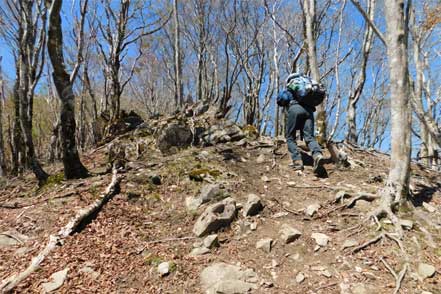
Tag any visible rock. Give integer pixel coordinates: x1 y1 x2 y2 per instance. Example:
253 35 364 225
421 291 433 294
243 194 264 217
193 198 237 237
417 263 436 279
321 270 332 278
311 233 330 247
261 175 270 182
339 283 351 294
200 262 258 294
279 224 302 244
304 203 321 217
200 184 222 203
158 262 171 276
149 174 162 185
156 123 194 154
422 202 436 213
186 196 204 211
202 123 245 146
256 154 265 164
41 268 69 293
400 219 413 230
185 184 223 211
203 234 219 249
342 239 358 249
287 181 296 187
190 247 211 256
296 272 305 283
250 222 257 231
256 238 273 253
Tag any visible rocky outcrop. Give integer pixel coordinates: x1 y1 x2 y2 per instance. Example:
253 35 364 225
193 198 237 237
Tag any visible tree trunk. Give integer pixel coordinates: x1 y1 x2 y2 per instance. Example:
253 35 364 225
17 0 49 185
383 0 411 203
47 0 89 179
174 0 183 108
0 59 5 177
345 0 376 144
303 0 326 145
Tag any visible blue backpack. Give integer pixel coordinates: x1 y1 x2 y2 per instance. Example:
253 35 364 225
281 73 326 108
276 90 294 107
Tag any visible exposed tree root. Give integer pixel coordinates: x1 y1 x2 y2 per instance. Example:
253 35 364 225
345 192 380 208
0 169 121 293
380 258 408 294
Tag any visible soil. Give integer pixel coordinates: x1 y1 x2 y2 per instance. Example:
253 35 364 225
1 134 441 293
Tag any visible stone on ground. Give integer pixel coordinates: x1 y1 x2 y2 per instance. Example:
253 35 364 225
417 263 436 280
158 262 171 276
203 234 219 249
200 262 258 294
342 239 358 249
41 268 69 293
296 272 305 283
186 184 223 211
193 198 237 237
256 238 273 253
256 154 265 164
422 202 436 213
279 224 302 244
243 194 264 217
190 247 211 256
156 123 193 154
311 233 330 247
304 203 321 217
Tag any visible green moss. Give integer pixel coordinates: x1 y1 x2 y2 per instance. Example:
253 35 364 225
169 261 177 273
145 255 163 266
189 168 221 181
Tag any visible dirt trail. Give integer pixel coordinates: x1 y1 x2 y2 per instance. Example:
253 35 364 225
1 134 441 293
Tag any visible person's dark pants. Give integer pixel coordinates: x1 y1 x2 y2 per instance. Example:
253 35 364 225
286 102 322 161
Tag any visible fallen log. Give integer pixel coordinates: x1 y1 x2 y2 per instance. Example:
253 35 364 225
0 169 121 293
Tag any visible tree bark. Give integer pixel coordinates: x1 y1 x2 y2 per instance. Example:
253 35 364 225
346 0 375 144
0 57 5 177
303 0 326 145
384 0 411 203
47 0 89 179
17 0 49 185
174 0 184 108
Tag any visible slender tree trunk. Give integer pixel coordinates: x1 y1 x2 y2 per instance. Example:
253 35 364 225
383 0 411 203
174 0 183 108
47 0 89 179
18 0 49 185
0 58 5 177
303 0 326 144
346 0 376 144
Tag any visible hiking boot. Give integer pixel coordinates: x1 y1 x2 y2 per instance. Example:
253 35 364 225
312 153 325 174
289 160 304 171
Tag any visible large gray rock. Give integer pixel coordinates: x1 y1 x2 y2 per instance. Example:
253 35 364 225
193 198 237 237
0 234 20 247
202 123 245 146
186 184 223 211
279 224 302 244
42 268 69 293
243 194 264 217
156 123 194 154
200 263 258 294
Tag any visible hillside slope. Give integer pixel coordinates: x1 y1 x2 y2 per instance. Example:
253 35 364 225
1 115 441 294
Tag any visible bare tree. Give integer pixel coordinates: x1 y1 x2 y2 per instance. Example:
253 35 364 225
46 0 89 179
2 0 49 185
0 56 5 177
173 0 183 107
302 0 326 145
96 0 169 122
346 0 376 144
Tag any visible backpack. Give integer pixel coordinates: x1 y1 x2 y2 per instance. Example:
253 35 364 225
276 89 294 107
286 73 326 107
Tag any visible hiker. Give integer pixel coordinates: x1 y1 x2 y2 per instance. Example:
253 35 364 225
277 73 326 174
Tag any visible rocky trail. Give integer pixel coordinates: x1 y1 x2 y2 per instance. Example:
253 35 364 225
1 112 441 293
